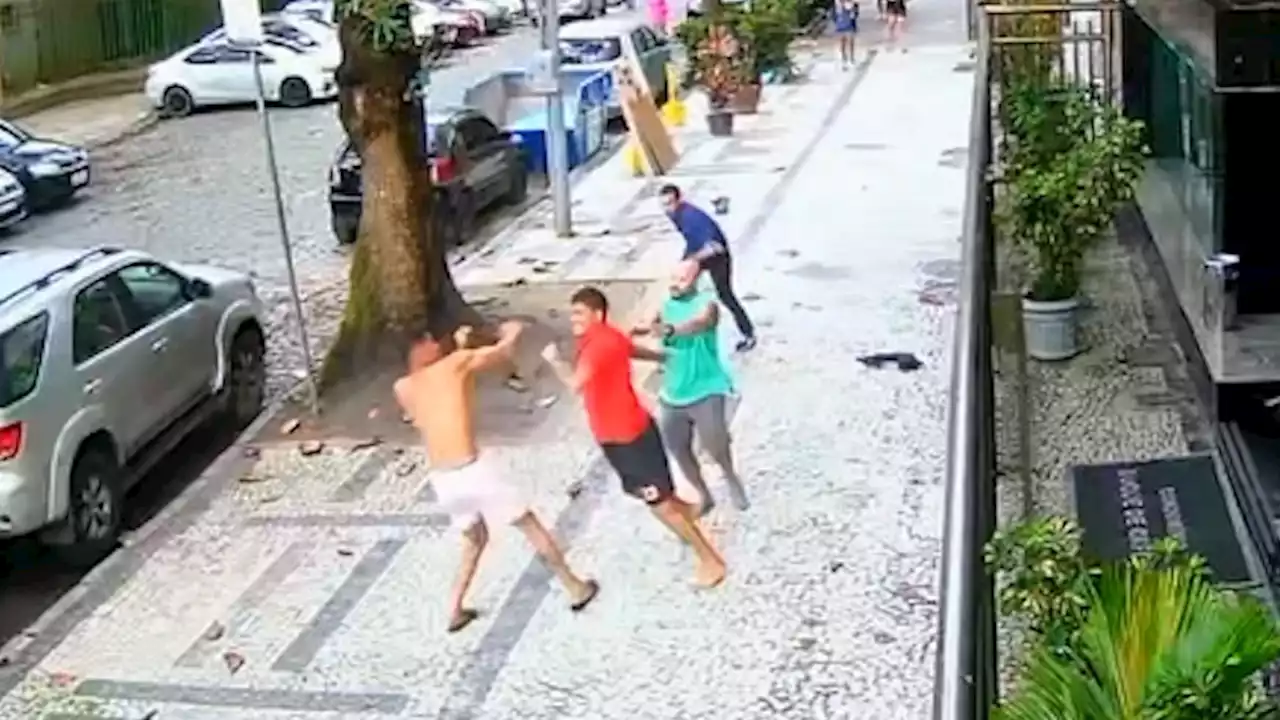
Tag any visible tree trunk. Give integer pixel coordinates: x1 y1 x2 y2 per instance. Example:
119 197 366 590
321 16 481 388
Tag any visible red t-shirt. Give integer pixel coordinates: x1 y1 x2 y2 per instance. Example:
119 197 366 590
576 322 650 443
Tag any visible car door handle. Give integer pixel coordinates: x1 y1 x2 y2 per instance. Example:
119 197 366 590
151 338 169 354
84 378 102 395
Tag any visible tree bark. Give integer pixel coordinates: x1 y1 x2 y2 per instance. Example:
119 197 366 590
321 15 480 388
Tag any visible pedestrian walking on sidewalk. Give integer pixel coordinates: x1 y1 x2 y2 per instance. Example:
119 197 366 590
659 183 757 352
542 286 728 589
832 0 860 68
885 0 906 43
634 260 750 516
395 323 600 634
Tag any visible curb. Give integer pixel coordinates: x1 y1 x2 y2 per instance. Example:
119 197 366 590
86 110 159 151
3 68 147 118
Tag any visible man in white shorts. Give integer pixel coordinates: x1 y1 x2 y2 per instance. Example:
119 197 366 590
394 321 600 633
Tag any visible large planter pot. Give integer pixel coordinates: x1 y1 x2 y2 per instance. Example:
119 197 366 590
1022 295 1081 361
706 110 734 137
731 83 761 114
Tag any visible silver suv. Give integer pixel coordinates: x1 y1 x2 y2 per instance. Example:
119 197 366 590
0 246 266 564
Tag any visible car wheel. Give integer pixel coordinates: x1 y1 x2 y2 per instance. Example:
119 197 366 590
279 77 313 108
224 327 266 430
162 86 195 118
437 191 474 247
504 167 528 205
54 447 122 568
332 210 358 245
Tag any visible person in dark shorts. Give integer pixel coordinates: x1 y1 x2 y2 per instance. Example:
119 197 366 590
541 286 727 588
885 0 906 43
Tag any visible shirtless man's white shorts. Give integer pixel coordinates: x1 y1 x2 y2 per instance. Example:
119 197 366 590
395 322 600 633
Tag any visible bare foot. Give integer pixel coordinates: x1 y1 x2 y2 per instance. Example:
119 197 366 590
693 561 727 589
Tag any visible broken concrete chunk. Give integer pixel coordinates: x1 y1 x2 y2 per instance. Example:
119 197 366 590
204 622 226 642
395 461 418 477
281 418 301 435
535 395 558 409
505 377 530 393
856 352 924 372
242 446 261 459
350 437 381 452
299 440 325 456
222 651 245 674
366 408 380 420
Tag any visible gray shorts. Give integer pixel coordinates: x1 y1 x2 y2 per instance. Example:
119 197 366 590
657 394 732 463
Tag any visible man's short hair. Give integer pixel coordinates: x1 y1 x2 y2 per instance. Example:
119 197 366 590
658 183 682 199
570 286 609 317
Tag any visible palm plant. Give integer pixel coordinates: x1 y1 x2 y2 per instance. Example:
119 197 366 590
995 561 1280 720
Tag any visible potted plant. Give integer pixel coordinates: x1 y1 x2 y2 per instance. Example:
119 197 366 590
987 518 1280 719
730 1 795 112
1000 84 1145 361
689 21 746 136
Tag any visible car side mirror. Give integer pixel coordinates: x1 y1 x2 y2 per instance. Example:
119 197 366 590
187 278 213 299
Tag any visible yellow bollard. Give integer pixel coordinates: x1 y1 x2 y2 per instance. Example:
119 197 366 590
624 139 645 176
661 62 687 127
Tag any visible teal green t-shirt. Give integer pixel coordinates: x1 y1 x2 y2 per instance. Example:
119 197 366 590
660 290 734 406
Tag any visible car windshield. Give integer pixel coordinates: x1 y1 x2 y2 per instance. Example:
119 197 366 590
0 121 28 149
0 313 48 410
559 38 621 65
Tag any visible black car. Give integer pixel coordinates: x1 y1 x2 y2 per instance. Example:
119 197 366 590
0 119 90 210
329 108 528 246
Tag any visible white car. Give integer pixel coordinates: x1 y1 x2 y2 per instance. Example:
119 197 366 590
414 0 482 44
284 0 448 45
200 14 341 70
145 40 338 117
435 0 508 33
0 169 27 231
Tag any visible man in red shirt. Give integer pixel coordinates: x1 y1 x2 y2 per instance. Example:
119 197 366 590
541 286 727 588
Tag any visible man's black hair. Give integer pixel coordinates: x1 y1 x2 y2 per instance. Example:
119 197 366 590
658 183 682 199
570 286 609 317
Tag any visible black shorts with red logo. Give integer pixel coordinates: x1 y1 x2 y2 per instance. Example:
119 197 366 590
600 419 674 504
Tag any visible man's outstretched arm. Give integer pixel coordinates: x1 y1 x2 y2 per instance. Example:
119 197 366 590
541 342 594 393
462 321 524 373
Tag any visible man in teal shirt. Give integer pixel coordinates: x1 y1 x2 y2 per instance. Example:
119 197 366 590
635 260 749 515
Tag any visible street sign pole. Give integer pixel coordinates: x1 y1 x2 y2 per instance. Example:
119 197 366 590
540 0 573 236
250 51 320 414
219 0 319 414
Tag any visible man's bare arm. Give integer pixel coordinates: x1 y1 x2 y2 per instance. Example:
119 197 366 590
629 310 663 337
671 301 719 337
541 343 593 393
463 321 523 373
630 344 665 362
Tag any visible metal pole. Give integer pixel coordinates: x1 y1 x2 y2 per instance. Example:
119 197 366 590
541 0 573 236
251 49 321 414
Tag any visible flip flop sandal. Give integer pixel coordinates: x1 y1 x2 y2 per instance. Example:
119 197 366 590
447 608 480 634
570 580 601 613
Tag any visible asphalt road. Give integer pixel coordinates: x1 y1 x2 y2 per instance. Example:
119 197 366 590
0 12 638 652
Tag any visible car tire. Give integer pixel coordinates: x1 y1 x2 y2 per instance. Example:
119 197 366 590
223 327 266 430
332 210 359 245
54 446 123 569
504 167 528 206
161 86 195 118
438 191 474 248
279 77 313 108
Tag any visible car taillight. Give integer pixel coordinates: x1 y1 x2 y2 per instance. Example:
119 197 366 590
432 156 456 183
0 422 22 461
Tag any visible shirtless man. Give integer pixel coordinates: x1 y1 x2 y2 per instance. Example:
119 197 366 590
541 286 727 588
394 321 600 633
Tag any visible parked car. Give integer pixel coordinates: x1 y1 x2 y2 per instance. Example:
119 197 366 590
686 0 747 15
146 39 338 117
329 108 528 246
535 0 606 22
560 17 673 116
433 0 509 33
0 119 90 211
285 0 453 47
0 246 265 564
0 169 28 231
200 13 342 70
415 1 482 46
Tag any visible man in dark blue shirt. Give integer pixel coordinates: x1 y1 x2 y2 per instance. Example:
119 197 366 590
659 183 757 351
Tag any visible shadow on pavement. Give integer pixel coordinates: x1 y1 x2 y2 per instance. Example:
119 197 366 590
0 424 236 647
